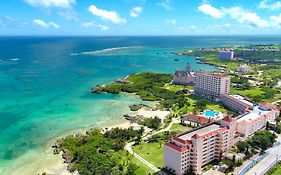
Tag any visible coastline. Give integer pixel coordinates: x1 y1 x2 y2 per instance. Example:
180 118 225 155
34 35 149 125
8 118 133 175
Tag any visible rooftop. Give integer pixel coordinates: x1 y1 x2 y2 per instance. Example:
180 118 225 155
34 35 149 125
178 123 221 141
182 114 211 125
195 71 227 78
260 102 276 107
229 94 254 107
236 106 269 123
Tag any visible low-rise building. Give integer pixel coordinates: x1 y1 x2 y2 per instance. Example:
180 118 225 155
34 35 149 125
236 106 279 137
220 94 254 114
259 102 277 111
181 114 212 125
194 72 230 100
218 51 234 60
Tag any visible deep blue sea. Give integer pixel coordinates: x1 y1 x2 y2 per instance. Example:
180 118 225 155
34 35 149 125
0 36 280 174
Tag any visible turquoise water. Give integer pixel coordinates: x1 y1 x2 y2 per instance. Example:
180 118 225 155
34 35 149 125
0 36 280 174
204 110 218 118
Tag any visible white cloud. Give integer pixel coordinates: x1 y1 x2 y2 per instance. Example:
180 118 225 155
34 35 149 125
157 0 173 10
49 21 60 29
82 21 109 31
33 19 48 28
198 3 274 28
33 19 60 29
258 0 281 11
88 5 126 24
24 0 75 9
130 7 142 18
190 25 197 30
198 4 224 18
270 13 281 26
166 19 177 25
224 6 269 27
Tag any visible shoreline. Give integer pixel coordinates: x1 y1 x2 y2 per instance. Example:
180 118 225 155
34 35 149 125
8 119 134 175
9 53 210 175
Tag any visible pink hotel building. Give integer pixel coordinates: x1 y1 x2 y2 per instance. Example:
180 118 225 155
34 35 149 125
194 72 230 100
164 72 280 174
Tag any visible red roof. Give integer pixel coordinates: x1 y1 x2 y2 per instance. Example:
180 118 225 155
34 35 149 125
182 114 211 125
192 134 200 139
222 116 233 122
260 102 276 107
172 136 191 144
165 142 189 153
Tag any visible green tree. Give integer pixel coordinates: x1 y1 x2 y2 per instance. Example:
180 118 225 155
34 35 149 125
236 141 249 153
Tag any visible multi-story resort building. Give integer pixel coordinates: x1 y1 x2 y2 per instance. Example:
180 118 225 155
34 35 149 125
173 63 195 85
220 94 254 114
164 105 279 174
218 50 234 60
194 72 230 100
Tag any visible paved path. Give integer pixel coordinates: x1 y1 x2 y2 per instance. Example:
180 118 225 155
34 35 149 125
125 118 180 175
125 142 161 173
245 135 281 175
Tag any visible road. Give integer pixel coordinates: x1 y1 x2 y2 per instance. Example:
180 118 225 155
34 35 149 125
245 135 281 175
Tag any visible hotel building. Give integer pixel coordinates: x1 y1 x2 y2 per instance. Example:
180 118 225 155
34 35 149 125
164 106 279 174
218 51 234 60
220 94 254 114
194 72 230 100
173 63 195 85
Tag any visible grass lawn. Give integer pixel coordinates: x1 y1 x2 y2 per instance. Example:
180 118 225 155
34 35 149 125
132 142 164 168
164 84 194 92
129 155 154 175
206 104 228 113
164 84 184 92
203 56 241 70
170 123 192 133
188 95 228 113
230 87 264 97
172 94 229 116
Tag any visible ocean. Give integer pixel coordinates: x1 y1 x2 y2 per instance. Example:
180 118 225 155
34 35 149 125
0 36 280 174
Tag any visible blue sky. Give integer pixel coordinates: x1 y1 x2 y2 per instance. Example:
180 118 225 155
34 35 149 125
0 0 281 35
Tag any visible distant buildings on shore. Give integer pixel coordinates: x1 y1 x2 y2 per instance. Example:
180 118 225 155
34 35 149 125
172 63 195 85
218 50 234 60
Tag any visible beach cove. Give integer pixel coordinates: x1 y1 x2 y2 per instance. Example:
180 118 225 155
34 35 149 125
0 36 280 175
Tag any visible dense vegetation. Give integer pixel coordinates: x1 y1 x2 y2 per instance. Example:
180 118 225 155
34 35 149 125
236 130 277 156
94 72 228 115
95 72 172 101
138 117 162 130
57 127 144 175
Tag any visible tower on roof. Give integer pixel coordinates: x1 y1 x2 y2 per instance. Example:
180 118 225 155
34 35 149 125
185 63 191 73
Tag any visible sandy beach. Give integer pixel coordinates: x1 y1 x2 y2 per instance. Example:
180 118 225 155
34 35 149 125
8 119 136 175
6 102 169 175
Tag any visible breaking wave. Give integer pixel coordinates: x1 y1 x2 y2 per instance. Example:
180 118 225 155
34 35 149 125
71 46 143 56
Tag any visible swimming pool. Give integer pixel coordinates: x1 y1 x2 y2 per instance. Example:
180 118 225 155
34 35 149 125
204 110 217 118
